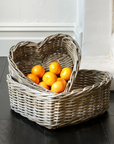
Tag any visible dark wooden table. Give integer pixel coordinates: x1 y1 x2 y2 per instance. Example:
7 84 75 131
0 57 114 144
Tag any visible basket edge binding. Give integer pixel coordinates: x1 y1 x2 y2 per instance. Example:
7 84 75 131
6 69 113 98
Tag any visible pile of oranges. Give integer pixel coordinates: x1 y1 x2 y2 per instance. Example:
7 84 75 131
27 62 72 93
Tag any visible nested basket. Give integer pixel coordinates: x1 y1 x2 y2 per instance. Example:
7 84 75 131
8 33 81 92
7 33 112 129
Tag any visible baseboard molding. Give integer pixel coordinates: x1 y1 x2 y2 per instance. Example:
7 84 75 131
0 22 78 56
0 22 75 32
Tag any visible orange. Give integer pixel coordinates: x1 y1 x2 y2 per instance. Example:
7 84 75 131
57 77 67 87
60 67 72 80
42 72 57 86
39 82 49 90
51 81 65 93
31 65 45 78
49 62 61 75
27 74 39 84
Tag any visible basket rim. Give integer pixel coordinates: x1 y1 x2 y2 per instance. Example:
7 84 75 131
6 69 112 99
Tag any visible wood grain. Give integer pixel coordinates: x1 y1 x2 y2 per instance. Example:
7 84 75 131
0 57 7 83
0 119 45 144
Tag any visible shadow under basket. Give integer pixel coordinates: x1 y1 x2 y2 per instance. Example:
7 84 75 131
7 69 112 129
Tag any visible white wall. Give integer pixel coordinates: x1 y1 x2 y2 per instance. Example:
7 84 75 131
0 0 112 58
111 0 114 60
77 0 112 57
0 0 76 23
0 0 77 56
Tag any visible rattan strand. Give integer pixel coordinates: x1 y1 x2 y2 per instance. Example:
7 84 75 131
7 70 112 129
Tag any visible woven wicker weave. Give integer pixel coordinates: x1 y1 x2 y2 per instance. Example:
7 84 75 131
7 33 112 129
7 70 112 129
8 33 81 92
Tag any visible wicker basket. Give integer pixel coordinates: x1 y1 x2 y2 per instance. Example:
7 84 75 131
7 33 112 129
7 70 112 129
8 33 81 92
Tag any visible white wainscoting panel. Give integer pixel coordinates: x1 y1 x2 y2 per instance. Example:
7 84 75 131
0 22 76 56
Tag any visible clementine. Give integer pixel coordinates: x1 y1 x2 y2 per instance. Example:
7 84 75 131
51 81 65 93
57 77 67 87
27 74 39 84
42 72 57 86
49 62 61 75
31 65 45 78
60 67 72 80
39 82 49 90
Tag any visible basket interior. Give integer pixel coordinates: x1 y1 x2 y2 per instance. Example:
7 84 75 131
72 70 107 89
13 37 75 77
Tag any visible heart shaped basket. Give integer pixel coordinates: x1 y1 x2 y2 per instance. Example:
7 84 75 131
8 33 81 92
7 33 112 129
7 70 112 129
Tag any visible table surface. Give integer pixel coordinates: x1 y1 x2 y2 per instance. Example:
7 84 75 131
0 57 114 144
